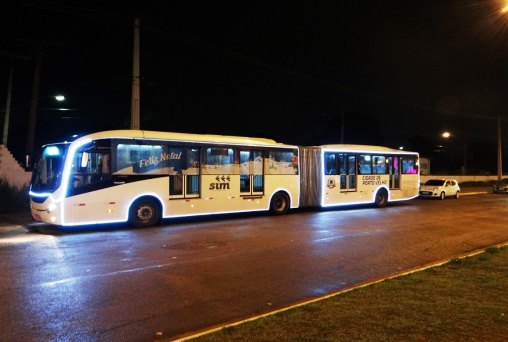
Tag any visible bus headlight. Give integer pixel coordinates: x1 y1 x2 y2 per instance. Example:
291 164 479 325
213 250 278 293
47 203 57 212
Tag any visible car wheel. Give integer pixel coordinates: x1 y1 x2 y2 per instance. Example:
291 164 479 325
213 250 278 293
439 192 445 200
129 197 161 228
455 191 460 199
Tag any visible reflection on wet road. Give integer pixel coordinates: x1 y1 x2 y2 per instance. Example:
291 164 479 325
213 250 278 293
1 194 508 341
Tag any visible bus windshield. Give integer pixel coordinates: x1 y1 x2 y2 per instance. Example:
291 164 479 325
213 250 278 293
30 144 69 193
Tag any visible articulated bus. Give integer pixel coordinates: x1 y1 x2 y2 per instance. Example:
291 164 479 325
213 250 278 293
29 130 419 228
298 145 419 209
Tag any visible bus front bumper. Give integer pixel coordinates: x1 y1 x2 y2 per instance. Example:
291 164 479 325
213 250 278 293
31 201 62 225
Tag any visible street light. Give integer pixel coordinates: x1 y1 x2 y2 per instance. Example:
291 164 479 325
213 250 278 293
441 131 468 175
25 93 67 168
500 1 508 14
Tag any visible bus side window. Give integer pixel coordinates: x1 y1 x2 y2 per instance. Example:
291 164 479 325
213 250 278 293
373 155 386 174
359 155 372 174
325 153 337 175
93 153 111 182
101 154 110 174
204 147 235 174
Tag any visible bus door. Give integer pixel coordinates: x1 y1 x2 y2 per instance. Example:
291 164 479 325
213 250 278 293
339 154 356 192
240 149 264 196
388 156 400 189
169 147 200 199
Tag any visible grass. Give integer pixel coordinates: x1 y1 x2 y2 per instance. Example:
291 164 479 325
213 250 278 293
0 177 30 213
187 245 508 341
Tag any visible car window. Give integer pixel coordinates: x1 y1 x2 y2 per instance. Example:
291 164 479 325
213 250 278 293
425 180 445 186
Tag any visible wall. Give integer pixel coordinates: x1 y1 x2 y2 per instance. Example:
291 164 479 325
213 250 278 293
420 175 505 184
0 145 32 189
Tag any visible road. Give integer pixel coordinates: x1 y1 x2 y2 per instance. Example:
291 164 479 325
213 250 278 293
1 191 507 341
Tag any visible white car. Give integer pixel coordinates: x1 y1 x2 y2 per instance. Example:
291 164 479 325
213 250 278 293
419 179 460 200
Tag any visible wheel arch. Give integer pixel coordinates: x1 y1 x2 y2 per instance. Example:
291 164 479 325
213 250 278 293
268 187 297 210
373 186 390 207
268 189 292 214
125 193 165 222
373 185 390 201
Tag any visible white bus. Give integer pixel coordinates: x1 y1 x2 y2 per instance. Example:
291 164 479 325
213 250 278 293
29 130 420 228
298 145 420 209
29 130 300 227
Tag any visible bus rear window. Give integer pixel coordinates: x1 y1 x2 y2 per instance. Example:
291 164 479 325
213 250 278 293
402 157 418 174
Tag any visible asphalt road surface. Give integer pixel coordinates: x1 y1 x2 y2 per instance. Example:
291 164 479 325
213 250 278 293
1 191 507 341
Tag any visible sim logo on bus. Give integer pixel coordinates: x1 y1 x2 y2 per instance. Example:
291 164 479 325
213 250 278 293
209 175 231 190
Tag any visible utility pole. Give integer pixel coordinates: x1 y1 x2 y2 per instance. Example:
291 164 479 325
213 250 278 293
0 51 30 147
17 39 59 168
340 101 345 144
130 17 140 130
25 43 42 168
497 113 503 181
2 65 13 146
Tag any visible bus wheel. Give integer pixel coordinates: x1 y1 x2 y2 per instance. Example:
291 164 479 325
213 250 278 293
374 189 388 208
129 197 161 228
270 192 290 215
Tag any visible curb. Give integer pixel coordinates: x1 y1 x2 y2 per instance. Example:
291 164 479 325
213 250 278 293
173 241 508 341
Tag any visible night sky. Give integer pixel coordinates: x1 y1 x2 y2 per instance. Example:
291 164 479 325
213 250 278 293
2 1 508 173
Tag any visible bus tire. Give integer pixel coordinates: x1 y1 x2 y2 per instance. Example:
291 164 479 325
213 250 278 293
129 197 161 228
374 189 388 208
270 192 290 215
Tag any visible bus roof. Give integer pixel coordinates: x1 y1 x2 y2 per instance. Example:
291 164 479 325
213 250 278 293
72 129 297 148
318 144 419 155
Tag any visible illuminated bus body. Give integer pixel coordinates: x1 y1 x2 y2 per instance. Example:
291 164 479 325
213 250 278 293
29 130 419 228
30 130 300 227
298 145 420 209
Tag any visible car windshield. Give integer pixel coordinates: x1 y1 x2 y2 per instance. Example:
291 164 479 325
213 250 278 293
424 179 446 186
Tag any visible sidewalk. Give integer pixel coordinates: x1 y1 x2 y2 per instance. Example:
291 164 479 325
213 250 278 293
460 186 492 195
0 211 34 228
